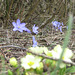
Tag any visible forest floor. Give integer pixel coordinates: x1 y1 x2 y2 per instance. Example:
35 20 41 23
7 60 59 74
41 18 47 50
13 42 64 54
0 25 75 74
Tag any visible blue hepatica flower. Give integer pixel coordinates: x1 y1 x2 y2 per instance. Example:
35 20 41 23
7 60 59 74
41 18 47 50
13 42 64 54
12 19 31 33
52 21 64 32
32 36 37 47
32 24 39 34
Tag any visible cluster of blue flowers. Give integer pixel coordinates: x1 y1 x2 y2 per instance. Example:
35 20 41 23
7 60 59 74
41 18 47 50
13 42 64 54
12 19 65 47
12 19 38 47
52 21 64 32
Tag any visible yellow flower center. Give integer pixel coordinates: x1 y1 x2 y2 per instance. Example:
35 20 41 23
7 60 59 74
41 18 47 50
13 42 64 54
28 61 34 66
62 57 64 60
48 53 52 57
18 26 20 28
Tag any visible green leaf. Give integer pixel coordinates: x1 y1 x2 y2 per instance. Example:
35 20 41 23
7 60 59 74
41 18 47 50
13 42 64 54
8 69 13 75
65 66 75 73
58 67 66 75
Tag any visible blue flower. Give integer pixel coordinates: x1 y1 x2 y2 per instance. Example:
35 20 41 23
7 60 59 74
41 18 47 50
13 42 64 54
61 22 64 26
12 19 31 33
32 36 37 47
32 24 38 34
52 21 58 28
52 21 64 32
59 26 62 32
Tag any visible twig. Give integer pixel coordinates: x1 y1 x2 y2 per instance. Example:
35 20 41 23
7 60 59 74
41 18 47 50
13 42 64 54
39 0 63 29
23 0 40 22
0 45 75 66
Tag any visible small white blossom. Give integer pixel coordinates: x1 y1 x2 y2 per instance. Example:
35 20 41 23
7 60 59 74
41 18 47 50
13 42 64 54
53 45 73 68
44 45 73 68
21 55 42 69
53 45 73 59
29 47 46 54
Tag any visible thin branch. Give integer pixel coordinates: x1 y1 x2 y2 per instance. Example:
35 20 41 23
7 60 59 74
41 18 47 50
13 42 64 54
0 45 75 66
39 0 63 29
23 0 40 22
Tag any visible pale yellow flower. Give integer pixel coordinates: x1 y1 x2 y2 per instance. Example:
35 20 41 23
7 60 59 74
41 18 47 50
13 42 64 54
21 55 42 69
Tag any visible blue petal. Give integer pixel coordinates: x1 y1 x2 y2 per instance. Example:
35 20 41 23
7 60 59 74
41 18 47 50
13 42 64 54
32 36 37 47
23 27 31 33
35 27 39 30
32 24 38 34
58 22 61 26
26 29 31 33
18 29 23 32
33 36 35 41
13 27 18 31
58 24 60 28
59 26 62 32
52 21 58 28
16 19 20 25
12 22 17 27
33 44 37 47
20 23 26 27
62 22 64 26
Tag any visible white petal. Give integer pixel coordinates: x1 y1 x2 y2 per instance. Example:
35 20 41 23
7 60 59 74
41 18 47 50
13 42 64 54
59 63 66 68
51 50 60 59
64 58 72 62
64 48 73 58
32 63 40 69
21 63 30 69
54 45 62 54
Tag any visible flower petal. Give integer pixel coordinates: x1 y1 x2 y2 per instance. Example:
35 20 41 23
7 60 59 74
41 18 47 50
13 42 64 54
32 36 37 47
23 27 31 33
13 28 18 31
62 22 64 26
20 23 26 27
18 29 23 32
12 22 17 27
16 19 20 25
32 63 40 69
64 48 73 58
21 63 30 69
32 24 38 34
59 26 62 32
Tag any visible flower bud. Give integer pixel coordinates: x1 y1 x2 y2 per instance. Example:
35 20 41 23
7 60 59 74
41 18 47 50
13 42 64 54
9 57 18 67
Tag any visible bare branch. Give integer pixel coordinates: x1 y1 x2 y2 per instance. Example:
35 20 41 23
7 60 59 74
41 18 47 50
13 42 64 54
0 45 75 65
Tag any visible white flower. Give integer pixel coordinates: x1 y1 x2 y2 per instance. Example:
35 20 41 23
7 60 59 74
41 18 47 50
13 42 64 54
44 45 73 68
63 48 73 59
29 47 45 54
53 45 73 60
43 47 49 55
21 55 42 69
53 45 73 68
54 45 62 56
